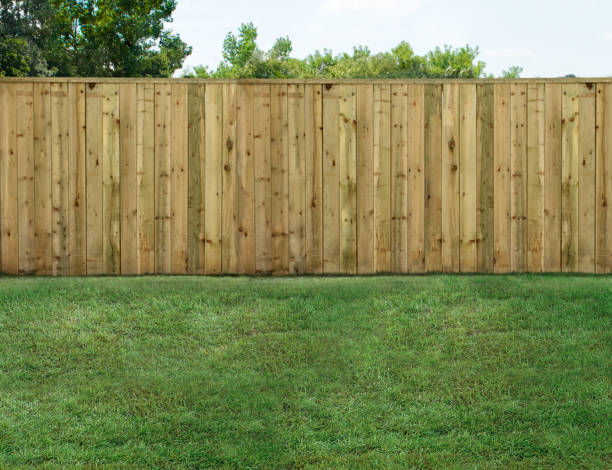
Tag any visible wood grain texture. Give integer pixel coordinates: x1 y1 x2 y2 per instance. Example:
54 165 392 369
305 84 323 273
0 83 18 274
187 84 205 274
476 84 494 273
407 84 425 272
494 83 511 273
391 84 408 272
442 84 460 272
510 83 527 272
288 84 306 274
596 83 612 272
374 83 392 272
527 83 545 272
254 84 272 274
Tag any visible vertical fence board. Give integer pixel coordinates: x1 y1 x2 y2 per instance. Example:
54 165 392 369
204 84 223 274
596 83 612 272
577 83 596 272
137 84 155 274
120 83 138 274
442 84 460 272
86 83 103 274
374 84 392 272
155 84 172 273
424 84 443 272
33 83 53 275
544 84 562 271
339 85 357 274
254 84 272 274
459 84 477 272
391 84 408 272
407 84 425 272
270 84 289 274
17 84 34 274
476 83 494 273
187 84 205 274
68 83 86 275
0 83 18 274
494 84 511 273
288 84 306 274
357 84 375 273
323 84 340 273
171 84 189 274
305 84 323 273
510 84 527 272
527 83 545 272
561 84 580 272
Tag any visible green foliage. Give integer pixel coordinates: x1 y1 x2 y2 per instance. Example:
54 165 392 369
0 0 191 77
184 23 522 79
0 275 610 468
501 65 524 78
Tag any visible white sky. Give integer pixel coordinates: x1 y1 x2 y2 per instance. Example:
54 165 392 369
171 0 612 77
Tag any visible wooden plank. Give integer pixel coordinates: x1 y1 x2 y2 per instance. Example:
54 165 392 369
204 84 223 274
270 84 289 274
577 83 596 272
222 83 238 273
119 83 138 274
0 83 18 274
136 83 155 274
288 83 306 274
235 84 255 274
356 84 375 274
187 84 205 274
51 82 70 275
441 83 460 272
510 83 527 272
493 83 511 273
155 83 172 273
596 83 612 273
323 84 340 273
254 83 272 274
459 84 477 272
527 83 545 272
102 83 121 274
339 84 357 274
33 83 52 275
407 84 425 272
172 83 189 274
424 84 443 272
16 83 35 274
67 83 86 275
304 84 323 274
543 84 562 272
391 84 408 272
86 83 104 274
476 83 494 272
561 83 580 272
373 83 392 272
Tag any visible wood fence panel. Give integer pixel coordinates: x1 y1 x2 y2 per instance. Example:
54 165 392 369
374 83 392 272
0 78 609 275
424 84 443 272
16 83 35 274
596 83 612 273
0 83 18 274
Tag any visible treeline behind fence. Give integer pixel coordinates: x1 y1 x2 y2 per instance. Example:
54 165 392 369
0 78 611 275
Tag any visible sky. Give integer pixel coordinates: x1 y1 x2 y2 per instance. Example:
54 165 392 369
171 0 612 78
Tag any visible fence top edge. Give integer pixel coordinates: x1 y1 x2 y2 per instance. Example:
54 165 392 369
0 77 611 84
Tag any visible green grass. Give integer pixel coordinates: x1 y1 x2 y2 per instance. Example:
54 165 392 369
0 275 610 469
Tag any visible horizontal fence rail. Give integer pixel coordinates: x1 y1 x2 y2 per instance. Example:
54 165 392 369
0 79 610 275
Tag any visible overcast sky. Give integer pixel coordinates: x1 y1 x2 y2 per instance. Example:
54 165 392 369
171 0 612 77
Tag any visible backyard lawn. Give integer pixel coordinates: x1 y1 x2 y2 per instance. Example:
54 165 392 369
0 275 610 469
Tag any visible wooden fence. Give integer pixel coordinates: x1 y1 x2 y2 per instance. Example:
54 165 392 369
0 78 611 275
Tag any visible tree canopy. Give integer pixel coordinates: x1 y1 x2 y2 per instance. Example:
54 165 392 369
183 22 522 79
0 0 191 77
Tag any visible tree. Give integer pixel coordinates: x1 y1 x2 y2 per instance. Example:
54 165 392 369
184 23 522 79
0 0 191 77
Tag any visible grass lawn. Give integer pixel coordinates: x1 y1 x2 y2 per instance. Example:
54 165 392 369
0 275 610 469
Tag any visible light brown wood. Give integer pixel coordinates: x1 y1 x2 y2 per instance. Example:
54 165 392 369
86 83 104 274
339 85 357 274
171 84 189 274
323 84 340 273
137 83 155 274
374 83 392 272
0 83 18 274
155 83 172 273
254 84 272 274
442 84 460 272
288 84 306 274
305 84 323 274
356 84 375 274
510 83 527 272
391 84 408 272
407 84 425 272
204 84 223 274
476 83 494 273
494 83 511 273
596 83 612 273
561 83 579 272
16 83 35 274
120 83 138 274
527 83 545 272
459 84 477 272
